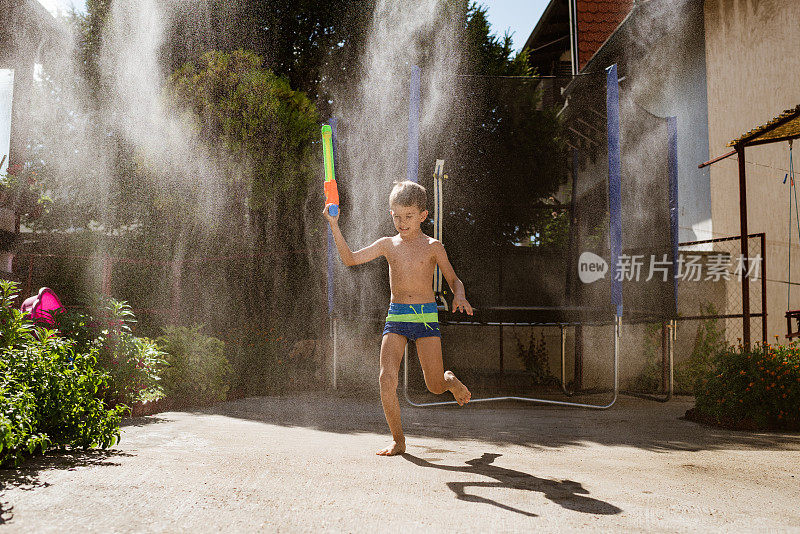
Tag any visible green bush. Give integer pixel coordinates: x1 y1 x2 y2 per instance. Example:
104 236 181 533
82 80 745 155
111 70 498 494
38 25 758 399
223 326 295 396
53 297 166 407
694 342 800 430
157 325 231 404
0 280 125 467
675 308 726 393
630 307 725 395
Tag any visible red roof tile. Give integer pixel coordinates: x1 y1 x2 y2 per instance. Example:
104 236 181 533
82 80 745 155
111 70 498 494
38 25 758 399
576 0 633 70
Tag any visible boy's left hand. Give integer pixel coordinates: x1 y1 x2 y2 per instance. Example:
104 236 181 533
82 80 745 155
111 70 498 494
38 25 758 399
452 295 473 315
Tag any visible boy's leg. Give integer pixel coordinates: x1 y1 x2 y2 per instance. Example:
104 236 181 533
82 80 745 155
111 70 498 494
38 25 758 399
415 336 471 405
377 332 408 456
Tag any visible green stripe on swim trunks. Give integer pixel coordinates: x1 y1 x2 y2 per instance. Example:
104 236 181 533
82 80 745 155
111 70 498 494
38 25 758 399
385 312 439 323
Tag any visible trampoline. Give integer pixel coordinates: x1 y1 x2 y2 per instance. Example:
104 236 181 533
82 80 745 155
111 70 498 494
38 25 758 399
326 63 679 409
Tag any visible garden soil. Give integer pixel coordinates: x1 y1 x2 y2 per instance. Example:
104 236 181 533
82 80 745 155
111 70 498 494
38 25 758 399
2 394 799 532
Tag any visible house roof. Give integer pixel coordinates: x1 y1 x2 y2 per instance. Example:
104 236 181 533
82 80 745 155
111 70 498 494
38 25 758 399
521 0 571 75
576 0 633 70
523 0 568 53
727 105 800 148
522 0 634 74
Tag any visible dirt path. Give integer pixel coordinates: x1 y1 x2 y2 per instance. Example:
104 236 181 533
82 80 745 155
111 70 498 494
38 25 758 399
2 394 799 532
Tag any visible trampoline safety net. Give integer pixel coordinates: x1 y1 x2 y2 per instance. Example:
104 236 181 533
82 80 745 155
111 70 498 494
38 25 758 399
327 66 678 327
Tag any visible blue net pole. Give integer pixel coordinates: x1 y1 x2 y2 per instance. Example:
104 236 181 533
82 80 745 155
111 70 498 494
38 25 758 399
667 116 679 315
406 65 420 183
327 117 339 315
606 64 623 318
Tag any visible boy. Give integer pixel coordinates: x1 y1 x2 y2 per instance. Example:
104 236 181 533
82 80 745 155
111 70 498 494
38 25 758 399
324 180 472 456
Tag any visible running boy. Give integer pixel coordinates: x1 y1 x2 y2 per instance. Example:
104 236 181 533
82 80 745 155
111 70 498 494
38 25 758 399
323 180 472 456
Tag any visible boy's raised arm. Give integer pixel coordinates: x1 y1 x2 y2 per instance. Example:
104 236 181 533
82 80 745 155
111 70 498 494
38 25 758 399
324 206 387 266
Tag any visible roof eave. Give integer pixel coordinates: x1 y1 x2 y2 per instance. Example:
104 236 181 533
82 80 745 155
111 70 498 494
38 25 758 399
727 105 800 148
522 0 565 53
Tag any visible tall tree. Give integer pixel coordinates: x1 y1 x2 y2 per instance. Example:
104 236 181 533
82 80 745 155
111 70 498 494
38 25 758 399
165 0 371 117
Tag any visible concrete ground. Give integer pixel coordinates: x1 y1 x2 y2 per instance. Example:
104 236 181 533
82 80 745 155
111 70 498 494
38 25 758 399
1 393 799 533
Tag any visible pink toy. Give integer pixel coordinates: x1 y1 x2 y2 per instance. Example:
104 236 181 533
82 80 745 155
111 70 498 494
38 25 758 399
20 287 64 326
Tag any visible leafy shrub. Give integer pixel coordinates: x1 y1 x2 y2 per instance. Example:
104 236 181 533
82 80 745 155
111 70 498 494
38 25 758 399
693 342 800 430
53 297 166 407
157 325 231 404
0 280 125 467
675 307 726 393
630 307 725 394
223 326 295 396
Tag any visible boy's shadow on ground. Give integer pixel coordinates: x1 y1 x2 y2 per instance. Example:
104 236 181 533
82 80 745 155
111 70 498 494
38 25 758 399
402 452 621 518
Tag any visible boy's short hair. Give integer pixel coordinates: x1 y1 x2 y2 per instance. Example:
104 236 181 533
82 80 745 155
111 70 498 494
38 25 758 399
389 180 427 211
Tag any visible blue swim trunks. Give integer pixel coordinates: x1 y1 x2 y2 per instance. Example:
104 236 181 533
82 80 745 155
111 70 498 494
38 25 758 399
382 302 441 341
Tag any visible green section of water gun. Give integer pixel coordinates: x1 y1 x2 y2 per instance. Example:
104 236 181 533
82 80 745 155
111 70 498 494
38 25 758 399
321 124 335 182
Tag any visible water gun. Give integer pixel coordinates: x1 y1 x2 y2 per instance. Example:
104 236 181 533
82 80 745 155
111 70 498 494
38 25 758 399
321 124 339 216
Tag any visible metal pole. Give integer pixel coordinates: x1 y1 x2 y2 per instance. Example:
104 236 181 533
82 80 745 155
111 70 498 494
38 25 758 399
24 255 33 300
560 325 566 389
404 344 409 392
560 325 576 396
498 324 504 384
737 145 751 350
761 232 767 346
406 66 420 183
332 318 338 389
661 321 668 392
669 319 675 397
567 0 579 76
621 319 673 402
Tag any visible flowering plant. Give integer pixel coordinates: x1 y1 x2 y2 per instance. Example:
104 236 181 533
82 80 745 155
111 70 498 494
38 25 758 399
693 341 800 430
0 280 125 467
52 297 166 408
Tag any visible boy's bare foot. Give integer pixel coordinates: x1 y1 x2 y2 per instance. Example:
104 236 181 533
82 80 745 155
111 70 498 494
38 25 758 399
445 370 471 406
376 440 406 456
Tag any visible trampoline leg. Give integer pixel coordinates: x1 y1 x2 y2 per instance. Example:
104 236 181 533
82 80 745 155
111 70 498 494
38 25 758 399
668 319 675 397
403 319 619 410
614 316 620 395
621 319 674 402
560 325 576 397
404 343 409 392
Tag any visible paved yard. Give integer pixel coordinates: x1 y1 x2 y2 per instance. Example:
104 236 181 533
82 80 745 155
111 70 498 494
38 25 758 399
1 393 799 532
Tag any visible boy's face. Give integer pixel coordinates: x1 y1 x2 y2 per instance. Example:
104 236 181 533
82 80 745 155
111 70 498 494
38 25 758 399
390 204 428 236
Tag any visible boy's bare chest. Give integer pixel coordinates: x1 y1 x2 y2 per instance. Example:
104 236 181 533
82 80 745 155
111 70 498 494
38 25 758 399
386 241 436 274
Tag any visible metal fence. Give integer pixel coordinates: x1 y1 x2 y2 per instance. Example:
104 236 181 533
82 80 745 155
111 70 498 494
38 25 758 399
676 232 766 347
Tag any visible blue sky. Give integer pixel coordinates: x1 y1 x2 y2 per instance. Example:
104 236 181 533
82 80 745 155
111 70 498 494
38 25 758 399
478 0 551 52
39 0 550 53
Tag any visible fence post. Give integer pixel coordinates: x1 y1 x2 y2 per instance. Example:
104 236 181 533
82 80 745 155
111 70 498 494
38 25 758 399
23 255 33 301
760 232 767 346
101 255 113 297
171 259 181 325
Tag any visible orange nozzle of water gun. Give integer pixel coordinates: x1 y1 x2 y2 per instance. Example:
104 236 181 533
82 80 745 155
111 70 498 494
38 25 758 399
324 179 339 207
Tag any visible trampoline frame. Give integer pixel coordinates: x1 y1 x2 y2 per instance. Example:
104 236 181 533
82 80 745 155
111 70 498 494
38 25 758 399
402 316 623 409
325 64 679 408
